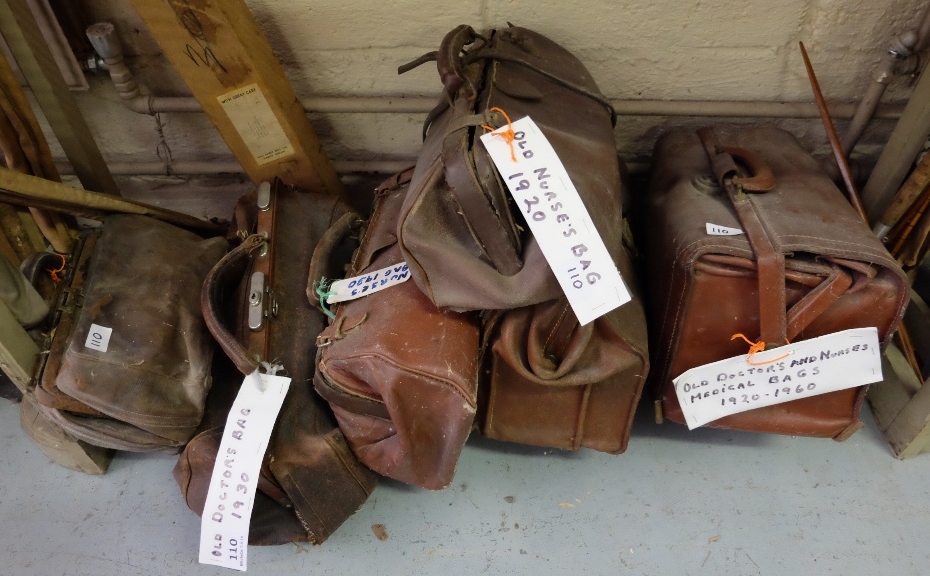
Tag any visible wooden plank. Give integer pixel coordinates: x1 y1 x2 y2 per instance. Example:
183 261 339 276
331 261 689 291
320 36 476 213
862 57 930 224
128 0 345 197
885 379 930 459
19 394 111 474
868 346 918 432
0 0 119 195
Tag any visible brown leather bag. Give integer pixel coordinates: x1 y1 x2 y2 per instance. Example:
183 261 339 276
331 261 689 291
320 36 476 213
175 180 378 545
34 215 226 451
478 228 649 453
312 170 482 490
397 24 619 311
644 127 909 439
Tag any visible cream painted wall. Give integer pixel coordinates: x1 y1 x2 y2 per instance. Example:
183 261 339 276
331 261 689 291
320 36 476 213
52 0 930 206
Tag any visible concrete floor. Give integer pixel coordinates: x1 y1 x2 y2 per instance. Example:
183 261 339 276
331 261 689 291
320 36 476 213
1 397 928 576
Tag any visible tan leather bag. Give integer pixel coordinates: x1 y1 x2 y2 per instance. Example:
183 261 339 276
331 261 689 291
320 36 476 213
644 127 909 439
313 170 482 490
397 24 620 311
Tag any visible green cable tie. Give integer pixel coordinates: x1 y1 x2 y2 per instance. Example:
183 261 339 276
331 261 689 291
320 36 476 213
315 277 337 320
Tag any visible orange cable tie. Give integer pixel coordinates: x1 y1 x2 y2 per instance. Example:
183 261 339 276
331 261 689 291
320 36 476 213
480 106 517 162
47 253 66 283
730 333 791 366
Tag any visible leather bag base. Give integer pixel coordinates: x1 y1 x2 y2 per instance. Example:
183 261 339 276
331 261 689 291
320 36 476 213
479 243 649 453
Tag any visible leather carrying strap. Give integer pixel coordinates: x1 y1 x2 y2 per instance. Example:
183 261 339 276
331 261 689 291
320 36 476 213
698 127 787 345
201 234 265 376
442 103 523 276
697 128 864 346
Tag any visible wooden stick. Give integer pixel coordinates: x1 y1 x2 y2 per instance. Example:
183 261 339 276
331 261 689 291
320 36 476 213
889 182 930 257
878 151 930 239
799 41 870 226
0 167 222 232
897 324 924 383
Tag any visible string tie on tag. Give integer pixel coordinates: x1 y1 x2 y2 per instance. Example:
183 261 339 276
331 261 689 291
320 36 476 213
731 333 791 366
259 361 286 376
47 253 66 283
481 106 517 162
314 277 336 319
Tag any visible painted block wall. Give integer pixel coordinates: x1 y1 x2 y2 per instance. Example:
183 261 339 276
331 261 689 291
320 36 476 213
49 0 930 199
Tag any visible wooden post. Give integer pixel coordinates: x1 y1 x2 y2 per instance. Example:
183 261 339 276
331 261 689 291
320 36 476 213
128 0 346 197
0 0 119 196
862 58 930 224
868 291 930 459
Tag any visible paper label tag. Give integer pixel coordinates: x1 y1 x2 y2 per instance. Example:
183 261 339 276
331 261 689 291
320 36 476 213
674 327 882 429
84 324 112 353
217 83 295 165
198 371 290 571
706 223 744 236
479 116 631 325
325 262 410 304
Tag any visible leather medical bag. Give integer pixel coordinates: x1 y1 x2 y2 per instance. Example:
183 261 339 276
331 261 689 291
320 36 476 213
644 127 908 438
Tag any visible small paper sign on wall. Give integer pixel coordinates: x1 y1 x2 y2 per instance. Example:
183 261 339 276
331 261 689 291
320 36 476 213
479 116 631 325
673 327 882 429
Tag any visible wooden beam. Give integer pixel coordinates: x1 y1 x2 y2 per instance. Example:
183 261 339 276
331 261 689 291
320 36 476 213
128 0 345 197
0 0 119 195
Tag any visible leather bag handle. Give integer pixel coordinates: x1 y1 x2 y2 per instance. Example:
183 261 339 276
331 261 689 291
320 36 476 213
306 212 363 310
201 235 265 376
436 25 481 93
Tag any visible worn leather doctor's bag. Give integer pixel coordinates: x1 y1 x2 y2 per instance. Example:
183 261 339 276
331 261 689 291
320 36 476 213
175 180 378 545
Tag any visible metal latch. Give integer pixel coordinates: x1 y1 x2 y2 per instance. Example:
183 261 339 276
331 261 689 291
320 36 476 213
257 181 272 211
247 271 278 331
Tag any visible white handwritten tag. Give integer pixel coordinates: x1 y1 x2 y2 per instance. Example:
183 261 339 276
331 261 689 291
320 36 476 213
674 327 882 429
706 223 744 236
199 371 290 571
326 262 410 304
84 323 112 353
217 83 295 166
479 116 631 325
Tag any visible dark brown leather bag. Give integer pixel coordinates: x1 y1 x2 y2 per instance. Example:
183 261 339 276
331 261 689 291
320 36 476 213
175 180 378 545
397 24 619 311
34 215 226 451
312 170 482 490
644 127 909 439
478 229 649 453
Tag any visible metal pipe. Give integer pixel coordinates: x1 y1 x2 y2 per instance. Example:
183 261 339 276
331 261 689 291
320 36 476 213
86 22 904 120
840 30 919 154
